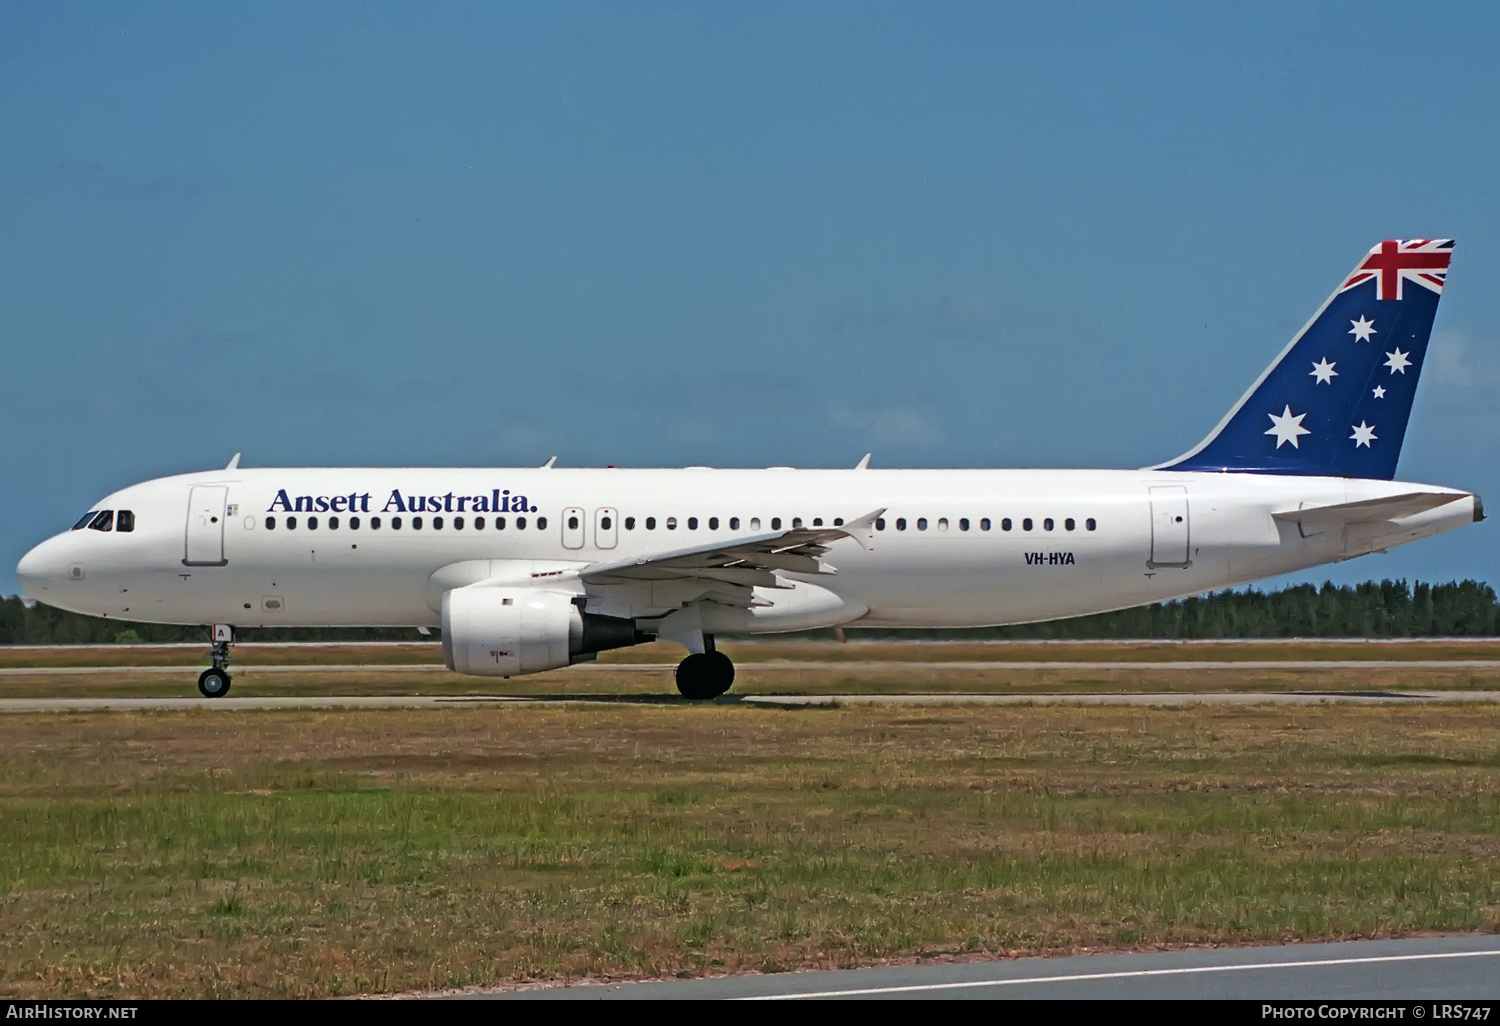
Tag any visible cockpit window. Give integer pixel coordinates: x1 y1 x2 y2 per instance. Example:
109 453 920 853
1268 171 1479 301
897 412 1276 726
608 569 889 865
116 510 135 533
88 511 114 532
73 512 98 530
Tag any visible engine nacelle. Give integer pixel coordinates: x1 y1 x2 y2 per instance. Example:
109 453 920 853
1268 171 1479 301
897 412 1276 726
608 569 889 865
441 587 643 677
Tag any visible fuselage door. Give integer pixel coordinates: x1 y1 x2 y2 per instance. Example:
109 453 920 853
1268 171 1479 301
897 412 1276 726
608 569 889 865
561 507 586 549
184 485 229 566
594 507 618 549
1148 485 1190 567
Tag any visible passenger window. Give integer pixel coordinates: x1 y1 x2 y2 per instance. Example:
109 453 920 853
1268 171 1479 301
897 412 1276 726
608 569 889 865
116 510 135 533
749 517 760 530
412 517 423 530
568 515 579 530
646 517 656 530
833 518 844 527
89 511 114 532
390 517 401 530
688 517 698 530
308 516 319 530
265 516 277 530
328 516 339 530
959 518 969 531
350 516 360 529
729 517 740 529
1023 518 1033 531
771 517 782 530
287 516 298 530
981 518 991 531
73 512 98 531
433 516 443 530
666 517 677 530
454 516 464 530
876 518 886 531
792 517 803 529
474 516 485 530
1043 518 1054 531
601 516 612 530
1065 518 1075 531
1001 518 1012 531
938 518 949 531
537 517 547 529
625 516 636 530
896 518 907 531
708 517 718 529
1086 518 1097 531
514 516 525 529
813 517 823 527
917 517 928 531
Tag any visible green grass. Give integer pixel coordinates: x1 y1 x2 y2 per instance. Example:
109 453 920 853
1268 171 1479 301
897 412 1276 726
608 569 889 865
1 704 1498 997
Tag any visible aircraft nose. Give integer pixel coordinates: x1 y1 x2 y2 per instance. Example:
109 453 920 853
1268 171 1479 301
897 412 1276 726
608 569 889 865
16 536 71 598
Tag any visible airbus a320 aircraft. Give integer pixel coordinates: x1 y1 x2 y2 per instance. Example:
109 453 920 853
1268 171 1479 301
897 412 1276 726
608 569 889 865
16 239 1482 699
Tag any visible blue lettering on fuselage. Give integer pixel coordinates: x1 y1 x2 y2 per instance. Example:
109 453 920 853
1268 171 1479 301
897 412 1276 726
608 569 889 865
268 488 538 514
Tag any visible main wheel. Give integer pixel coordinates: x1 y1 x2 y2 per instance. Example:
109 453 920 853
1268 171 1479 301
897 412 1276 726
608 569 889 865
675 651 735 699
198 667 232 698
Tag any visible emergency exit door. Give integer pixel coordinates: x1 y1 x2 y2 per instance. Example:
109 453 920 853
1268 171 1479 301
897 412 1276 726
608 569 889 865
561 507 586 549
184 486 229 566
594 507 618 549
1148 485 1191 567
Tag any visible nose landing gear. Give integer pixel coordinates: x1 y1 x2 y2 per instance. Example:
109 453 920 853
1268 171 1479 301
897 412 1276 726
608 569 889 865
198 624 233 698
674 636 735 699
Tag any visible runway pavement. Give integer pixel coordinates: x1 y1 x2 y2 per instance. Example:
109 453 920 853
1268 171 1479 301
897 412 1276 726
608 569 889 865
3 690 1499 712
5 659 1500 675
463 935 1500 1000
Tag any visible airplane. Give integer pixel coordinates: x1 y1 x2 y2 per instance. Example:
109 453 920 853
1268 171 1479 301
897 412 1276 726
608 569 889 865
15 239 1482 700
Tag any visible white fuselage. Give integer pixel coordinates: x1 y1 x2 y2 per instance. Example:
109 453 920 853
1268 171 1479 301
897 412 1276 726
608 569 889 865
16 467 1479 632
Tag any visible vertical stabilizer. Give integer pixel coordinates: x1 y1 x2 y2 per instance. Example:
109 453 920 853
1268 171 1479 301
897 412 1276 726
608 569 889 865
1158 239 1452 479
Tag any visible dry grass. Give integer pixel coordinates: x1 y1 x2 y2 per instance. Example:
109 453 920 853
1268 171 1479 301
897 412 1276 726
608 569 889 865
5 638 1500 669
1 703 1497 997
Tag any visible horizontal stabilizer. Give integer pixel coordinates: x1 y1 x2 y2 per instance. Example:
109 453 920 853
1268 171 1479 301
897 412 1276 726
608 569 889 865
1272 492 1466 535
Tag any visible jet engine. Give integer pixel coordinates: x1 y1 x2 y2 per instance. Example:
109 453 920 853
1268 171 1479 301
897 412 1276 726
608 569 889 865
441 586 644 677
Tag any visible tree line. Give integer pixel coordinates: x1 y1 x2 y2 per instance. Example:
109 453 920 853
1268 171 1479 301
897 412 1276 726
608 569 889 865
2 579 1499 644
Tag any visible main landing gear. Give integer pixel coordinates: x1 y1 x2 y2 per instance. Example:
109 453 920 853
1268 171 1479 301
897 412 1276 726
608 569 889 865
198 624 233 698
675 636 735 700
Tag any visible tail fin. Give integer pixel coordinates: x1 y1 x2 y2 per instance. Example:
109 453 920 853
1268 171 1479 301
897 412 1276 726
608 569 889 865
1157 239 1453 479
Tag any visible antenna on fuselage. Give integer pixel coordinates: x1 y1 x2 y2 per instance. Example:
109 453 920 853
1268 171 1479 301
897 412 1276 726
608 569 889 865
854 453 871 470
225 453 241 470
541 456 557 468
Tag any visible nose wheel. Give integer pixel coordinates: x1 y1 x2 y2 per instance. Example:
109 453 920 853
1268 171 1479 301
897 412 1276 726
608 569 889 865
198 666 232 698
675 649 735 700
198 626 233 698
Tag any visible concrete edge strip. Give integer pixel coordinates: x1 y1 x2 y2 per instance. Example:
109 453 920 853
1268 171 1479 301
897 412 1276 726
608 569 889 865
738 948 1500 1000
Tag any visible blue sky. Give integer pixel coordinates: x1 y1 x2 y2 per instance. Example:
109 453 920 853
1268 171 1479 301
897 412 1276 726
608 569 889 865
2 2 1497 595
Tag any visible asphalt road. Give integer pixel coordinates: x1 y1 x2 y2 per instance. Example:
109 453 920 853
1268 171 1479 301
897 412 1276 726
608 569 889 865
2 690 1499 712
464 935 1500 1000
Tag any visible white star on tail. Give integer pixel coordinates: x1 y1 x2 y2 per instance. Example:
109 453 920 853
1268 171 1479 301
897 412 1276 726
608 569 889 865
1265 405 1312 449
1372 385 1386 399
1385 348 1412 374
1350 421 1377 448
1310 357 1338 384
1349 316 1377 342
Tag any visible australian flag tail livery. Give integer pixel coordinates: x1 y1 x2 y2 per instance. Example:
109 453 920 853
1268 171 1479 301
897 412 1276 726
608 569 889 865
1158 239 1453 480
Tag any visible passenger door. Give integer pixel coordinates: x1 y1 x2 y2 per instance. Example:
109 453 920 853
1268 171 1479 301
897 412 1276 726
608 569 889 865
1148 485 1190 567
184 486 229 566
561 507 586 549
594 507 618 549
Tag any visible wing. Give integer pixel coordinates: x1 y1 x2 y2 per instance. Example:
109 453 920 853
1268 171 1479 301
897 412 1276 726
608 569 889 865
1273 492 1466 536
581 508 885 594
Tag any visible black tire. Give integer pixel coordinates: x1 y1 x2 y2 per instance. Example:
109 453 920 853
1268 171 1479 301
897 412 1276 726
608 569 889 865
198 668 232 698
675 651 734 699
